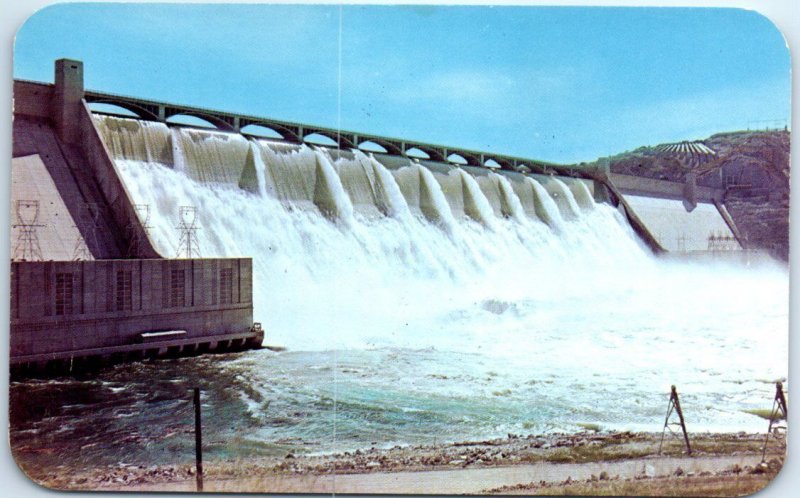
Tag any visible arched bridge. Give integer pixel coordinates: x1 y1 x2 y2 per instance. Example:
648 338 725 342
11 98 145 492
84 89 584 179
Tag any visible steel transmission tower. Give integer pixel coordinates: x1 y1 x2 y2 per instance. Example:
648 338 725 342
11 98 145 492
126 204 152 257
12 200 45 261
176 206 201 258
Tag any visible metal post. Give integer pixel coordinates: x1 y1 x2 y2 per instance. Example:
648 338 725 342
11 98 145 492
659 385 692 456
194 387 203 492
762 381 788 462
776 381 788 418
658 397 673 455
672 385 692 455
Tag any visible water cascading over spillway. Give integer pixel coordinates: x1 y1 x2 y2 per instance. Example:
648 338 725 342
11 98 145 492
72 114 792 446
95 114 652 350
567 178 596 211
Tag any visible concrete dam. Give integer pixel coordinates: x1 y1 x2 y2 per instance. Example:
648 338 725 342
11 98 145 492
12 58 752 368
96 114 601 232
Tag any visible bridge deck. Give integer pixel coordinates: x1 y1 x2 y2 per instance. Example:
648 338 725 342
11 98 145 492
15 78 724 207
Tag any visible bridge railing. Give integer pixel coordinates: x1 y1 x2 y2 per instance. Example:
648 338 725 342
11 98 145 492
80 87 594 180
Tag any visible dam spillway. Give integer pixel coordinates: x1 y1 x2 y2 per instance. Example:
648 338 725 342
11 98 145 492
94 114 651 350
56 114 789 442
95 114 596 228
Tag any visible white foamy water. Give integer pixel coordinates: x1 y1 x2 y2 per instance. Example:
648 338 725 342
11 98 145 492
96 115 788 446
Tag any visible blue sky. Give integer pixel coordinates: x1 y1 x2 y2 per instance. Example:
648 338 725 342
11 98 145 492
14 4 790 163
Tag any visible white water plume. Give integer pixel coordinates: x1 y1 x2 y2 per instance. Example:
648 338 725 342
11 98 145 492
95 115 787 441
547 178 582 219
365 153 411 218
492 172 527 222
311 147 354 223
568 178 596 211
98 117 663 352
455 168 497 228
94 114 172 165
525 176 564 229
171 128 187 173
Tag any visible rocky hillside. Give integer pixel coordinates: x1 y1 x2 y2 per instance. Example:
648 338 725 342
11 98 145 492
593 130 791 261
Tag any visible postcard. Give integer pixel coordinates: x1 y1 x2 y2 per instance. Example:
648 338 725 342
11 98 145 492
9 4 790 495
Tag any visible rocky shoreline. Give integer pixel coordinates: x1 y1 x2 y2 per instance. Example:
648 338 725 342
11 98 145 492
16 430 783 493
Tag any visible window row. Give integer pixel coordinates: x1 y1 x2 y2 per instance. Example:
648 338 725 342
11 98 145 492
52 268 238 316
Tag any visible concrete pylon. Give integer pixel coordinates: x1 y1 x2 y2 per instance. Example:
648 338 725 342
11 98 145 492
53 59 84 144
682 172 697 212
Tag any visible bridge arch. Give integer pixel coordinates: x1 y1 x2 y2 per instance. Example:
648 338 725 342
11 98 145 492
446 153 469 165
303 132 339 147
302 129 355 148
357 140 388 154
239 119 301 142
163 108 236 131
361 139 402 155
166 113 220 129
405 145 445 162
461 153 482 166
484 158 502 169
404 147 431 160
86 98 160 121
240 124 285 139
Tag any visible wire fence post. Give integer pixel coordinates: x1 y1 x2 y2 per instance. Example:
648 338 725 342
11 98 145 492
659 385 692 456
762 381 788 462
194 387 203 492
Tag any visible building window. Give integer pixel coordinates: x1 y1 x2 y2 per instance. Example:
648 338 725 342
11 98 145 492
170 269 185 307
116 270 132 311
219 268 233 304
55 272 73 315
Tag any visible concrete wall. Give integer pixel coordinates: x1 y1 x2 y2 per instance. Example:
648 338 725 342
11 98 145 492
623 196 740 252
12 80 53 119
54 59 84 144
11 258 253 359
13 115 146 259
10 154 91 261
12 67 257 370
609 172 724 204
13 78 161 259
77 100 161 258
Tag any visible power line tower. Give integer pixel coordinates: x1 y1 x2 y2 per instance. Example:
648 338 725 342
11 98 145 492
71 231 92 261
176 206 201 258
72 203 103 261
12 200 45 261
126 204 152 257
78 203 102 257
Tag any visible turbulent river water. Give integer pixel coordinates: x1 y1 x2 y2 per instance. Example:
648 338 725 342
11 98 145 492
9 116 788 473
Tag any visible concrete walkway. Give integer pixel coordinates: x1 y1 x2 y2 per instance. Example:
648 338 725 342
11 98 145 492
118 454 762 494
